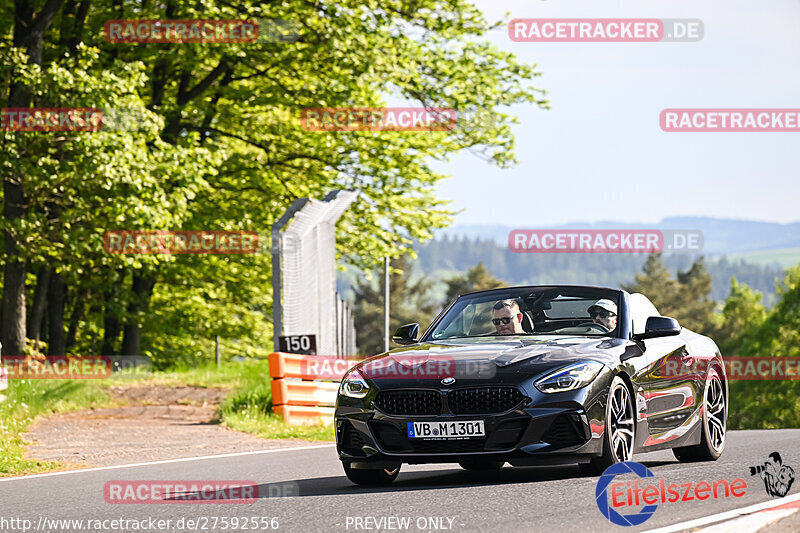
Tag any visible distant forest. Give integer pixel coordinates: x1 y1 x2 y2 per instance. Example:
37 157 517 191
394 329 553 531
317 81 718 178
414 236 785 305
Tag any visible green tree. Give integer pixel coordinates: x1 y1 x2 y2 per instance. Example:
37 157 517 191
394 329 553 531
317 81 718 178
701 267 800 430
1 0 548 363
443 262 506 303
757 264 800 358
352 256 439 357
622 253 679 314
673 257 717 335
623 254 716 335
716 278 767 355
622 253 679 315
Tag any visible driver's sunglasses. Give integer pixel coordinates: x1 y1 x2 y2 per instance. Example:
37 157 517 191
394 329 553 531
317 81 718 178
492 316 514 326
591 310 616 319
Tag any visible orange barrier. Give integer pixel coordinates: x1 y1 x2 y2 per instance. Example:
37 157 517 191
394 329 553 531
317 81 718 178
270 379 339 407
268 352 356 380
273 405 336 426
269 352 359 426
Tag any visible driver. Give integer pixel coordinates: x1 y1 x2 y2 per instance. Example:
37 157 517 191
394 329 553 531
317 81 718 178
588 299 617 331
492 299 525 335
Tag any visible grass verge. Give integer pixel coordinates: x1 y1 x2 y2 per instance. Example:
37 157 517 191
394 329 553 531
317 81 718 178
215 361 334 441
138 359 334 440
0 379 112 476
0 358 333 476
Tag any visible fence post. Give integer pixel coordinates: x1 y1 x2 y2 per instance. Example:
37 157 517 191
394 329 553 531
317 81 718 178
384 256 390 352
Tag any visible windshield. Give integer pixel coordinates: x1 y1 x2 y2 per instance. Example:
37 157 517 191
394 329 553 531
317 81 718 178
426 286 621 341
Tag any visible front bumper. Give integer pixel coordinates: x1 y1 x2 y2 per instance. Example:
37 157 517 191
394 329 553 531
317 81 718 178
335 388 607 466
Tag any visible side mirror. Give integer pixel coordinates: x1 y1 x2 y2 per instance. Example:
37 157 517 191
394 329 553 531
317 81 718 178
392 323 419 345
633 316 681 341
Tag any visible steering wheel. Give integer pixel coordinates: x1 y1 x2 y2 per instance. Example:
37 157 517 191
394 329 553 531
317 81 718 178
577 321 610 333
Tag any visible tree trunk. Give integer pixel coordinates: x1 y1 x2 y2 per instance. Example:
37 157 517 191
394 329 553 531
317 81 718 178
41 303 49 346
3 0 67 357
28 265 52 349
101 272 123 355
102 312 121 355
2 258 27 356
65 289 87 351
121 273 156 356
2 152 28 357
47 271 66 355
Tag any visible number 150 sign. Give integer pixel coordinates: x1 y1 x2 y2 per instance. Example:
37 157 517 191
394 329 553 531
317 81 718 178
278 334 317 355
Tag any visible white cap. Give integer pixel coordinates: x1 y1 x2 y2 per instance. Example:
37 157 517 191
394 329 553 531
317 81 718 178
589 299 617 315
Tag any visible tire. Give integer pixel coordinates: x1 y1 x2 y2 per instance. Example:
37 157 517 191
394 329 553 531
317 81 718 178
342 462 401 485
579 376 635 476
458 459 505 471
673 367 726 462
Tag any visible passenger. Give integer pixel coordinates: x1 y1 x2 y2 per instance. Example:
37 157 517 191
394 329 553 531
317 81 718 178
492 299 525 335
588 299 618 331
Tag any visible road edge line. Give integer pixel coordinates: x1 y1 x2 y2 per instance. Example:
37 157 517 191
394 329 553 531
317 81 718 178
643 492 800 533
695 508 798 533
0 443 335 483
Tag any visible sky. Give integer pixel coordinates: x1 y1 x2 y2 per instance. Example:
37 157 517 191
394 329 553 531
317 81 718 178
433 0 800 227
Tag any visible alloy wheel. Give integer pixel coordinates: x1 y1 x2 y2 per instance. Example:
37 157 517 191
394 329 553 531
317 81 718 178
609 382 635 462
706 373 726 452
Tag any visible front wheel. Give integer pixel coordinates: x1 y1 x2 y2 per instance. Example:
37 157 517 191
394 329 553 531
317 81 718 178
674 367 726 462
342 462 401 485
580 376 635 476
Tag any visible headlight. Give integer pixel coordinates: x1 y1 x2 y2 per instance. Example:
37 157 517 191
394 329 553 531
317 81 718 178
339 369 370 398
535 361 604 393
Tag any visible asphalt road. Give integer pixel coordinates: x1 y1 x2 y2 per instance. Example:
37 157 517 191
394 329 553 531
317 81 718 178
1 429 798 533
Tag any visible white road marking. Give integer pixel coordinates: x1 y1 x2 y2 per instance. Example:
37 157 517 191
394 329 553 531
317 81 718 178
0 444 335 483
644 492 800 533
695 508 797 533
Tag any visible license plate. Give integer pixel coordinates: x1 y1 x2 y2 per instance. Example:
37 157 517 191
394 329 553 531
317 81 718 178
407 420 485 439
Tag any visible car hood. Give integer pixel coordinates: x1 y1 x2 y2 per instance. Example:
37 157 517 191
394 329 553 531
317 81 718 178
355 335 632 384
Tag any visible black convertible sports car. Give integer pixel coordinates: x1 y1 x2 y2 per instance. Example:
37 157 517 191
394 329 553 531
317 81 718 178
335 285 727 485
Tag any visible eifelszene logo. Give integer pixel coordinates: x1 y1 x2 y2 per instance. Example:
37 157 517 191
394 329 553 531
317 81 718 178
595 461 748 526
596 462 658 527
749 452 795 498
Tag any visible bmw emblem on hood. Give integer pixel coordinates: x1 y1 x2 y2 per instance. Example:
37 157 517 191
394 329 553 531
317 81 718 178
441 377 456 385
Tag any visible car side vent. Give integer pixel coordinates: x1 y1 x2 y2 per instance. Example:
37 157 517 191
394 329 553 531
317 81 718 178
340 422 367 456
541 414 588 447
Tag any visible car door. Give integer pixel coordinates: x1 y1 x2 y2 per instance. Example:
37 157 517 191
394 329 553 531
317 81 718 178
628 294 704 444
640 336 700 439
